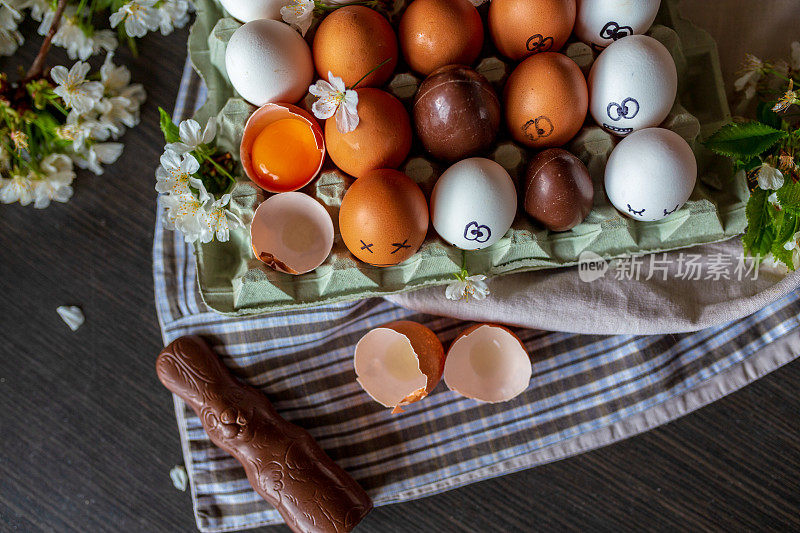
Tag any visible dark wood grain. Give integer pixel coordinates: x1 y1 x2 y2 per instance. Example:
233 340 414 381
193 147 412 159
1 19 799 533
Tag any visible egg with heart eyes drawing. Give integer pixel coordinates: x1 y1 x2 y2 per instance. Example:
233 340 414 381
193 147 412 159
604 128 696 222
588 35 677 137
339 169 429 267
430 158 517 251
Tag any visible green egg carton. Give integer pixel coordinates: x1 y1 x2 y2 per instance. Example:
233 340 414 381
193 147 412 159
186 0 747 316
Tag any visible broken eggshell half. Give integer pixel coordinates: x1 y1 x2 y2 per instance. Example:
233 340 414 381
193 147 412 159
354 320 445 414
444 324 532 403
240 102 326 193
250 192 334 275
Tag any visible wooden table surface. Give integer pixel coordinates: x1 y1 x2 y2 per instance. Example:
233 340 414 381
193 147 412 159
2 14 800 533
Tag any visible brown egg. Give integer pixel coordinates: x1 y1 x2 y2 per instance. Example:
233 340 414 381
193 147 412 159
313 6 398 88
398 0 484 76
413 65 501 162
339 169 429 266
504 52 588 149
325 88 412 178
489 0 576 61
523 148 594 232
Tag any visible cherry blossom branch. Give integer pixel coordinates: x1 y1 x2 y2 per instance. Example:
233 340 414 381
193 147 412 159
23 0 70 84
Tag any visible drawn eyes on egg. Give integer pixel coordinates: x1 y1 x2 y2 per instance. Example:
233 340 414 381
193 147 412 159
627 204 646 217
464 222 491 244
526 34 554 54
522 115 555 142
359 239 412 255
607 98 640 121
599 21 633 42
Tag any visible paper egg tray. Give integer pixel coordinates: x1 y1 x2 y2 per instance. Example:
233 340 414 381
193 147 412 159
187 0 747 316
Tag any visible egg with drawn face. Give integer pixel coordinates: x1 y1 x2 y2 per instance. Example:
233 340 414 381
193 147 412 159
339 169 429 266
575 0 661 52
604 128 696 222
430 158 517 250
588 35 677 136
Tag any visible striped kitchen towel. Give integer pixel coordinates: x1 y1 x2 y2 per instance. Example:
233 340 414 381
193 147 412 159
153 63 800 532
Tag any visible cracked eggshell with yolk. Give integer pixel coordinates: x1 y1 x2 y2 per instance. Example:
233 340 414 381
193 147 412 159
444 324 532 403
250 192 334 274
604 127 697 222
430 158 517 251
354 321 445 413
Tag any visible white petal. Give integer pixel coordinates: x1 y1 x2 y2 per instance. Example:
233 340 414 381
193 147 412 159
309 79 336 97
328 71 346 93
56 305 85 331
446 281 467 301
178 119 201 145
201 117 216 144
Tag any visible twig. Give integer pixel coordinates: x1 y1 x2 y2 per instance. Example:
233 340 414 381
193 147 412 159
22 0 69 84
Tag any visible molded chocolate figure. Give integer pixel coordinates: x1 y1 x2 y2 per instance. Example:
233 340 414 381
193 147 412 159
156 336 372 533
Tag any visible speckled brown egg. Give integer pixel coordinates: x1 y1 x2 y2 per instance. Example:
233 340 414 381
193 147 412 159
313 6 398 88
523 148 594 232
398 0 484 76
489 0 576 61
504 52 588 149
339 169 429 266
413 65 501 162
325 88 412 178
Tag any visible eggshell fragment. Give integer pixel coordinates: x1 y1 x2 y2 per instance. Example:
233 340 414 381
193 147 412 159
218 0 285 22
325 88 412 178
313 6 398 88
488 0 577 60
399 0 484 76
355 321 445 413
250 192 335 274
225 19 314 106
444 324 532 403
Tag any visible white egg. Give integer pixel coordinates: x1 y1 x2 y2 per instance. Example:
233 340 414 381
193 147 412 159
218 0 284 22
575 0 661 50
604 128 696 222
225 19 314 106
430 158 517 251
588 35 677 137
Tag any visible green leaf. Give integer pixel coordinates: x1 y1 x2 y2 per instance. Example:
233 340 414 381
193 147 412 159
704 121 787 160
159 107 180 144
756 101 783 130
743 188 775 258
770 209 798 270
777 179 800 210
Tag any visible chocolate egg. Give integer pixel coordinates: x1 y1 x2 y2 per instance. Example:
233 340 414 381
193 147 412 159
413 65 501 162
504 52 588 148
325 88 412 178
339 169 429 266
399 0 484 76
523 149 593 232
313 6 398 88
489 0 577 61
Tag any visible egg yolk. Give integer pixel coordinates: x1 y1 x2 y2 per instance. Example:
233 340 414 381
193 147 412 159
250 118 323 192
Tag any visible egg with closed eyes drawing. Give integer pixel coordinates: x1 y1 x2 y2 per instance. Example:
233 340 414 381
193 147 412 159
588 35 677 137
430 158 517 250
604 128 696 222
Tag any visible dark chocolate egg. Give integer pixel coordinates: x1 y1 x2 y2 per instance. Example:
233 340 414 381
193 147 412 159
523 148 593 232
413 65 501 162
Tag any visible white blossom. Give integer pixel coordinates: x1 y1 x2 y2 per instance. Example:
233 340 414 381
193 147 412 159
200 193 243 243
446 274 490 301
162 190 210 243
0 3 23 56
156 0 191 35
51 61 104 114
166 117 217 155
784 232 800 269
73 142 124 175
155 149 202 195
734 54 764 100
109 0 161 38
309 72 359 133
56 305 85 331
95 96 139 136
768 192 780 207
757 163 784 190
33 154 75 208
0 172 35 205
281 0 314 36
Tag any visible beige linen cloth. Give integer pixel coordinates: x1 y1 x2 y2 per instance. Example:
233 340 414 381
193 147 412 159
389 1 800 334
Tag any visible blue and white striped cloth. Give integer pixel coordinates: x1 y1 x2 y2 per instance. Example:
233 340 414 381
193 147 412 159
154 63 800 532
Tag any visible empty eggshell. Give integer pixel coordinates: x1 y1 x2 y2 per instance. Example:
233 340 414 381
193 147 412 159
575 0 662 51
225 19 314 106
218 0 285 22
604 127 697 221
430 158 517 251
250 192 335 274
488 0 577 61
354 320 445 413
504 52 589 149
399 0 484 76
444 324 532 403
588 34 677 136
